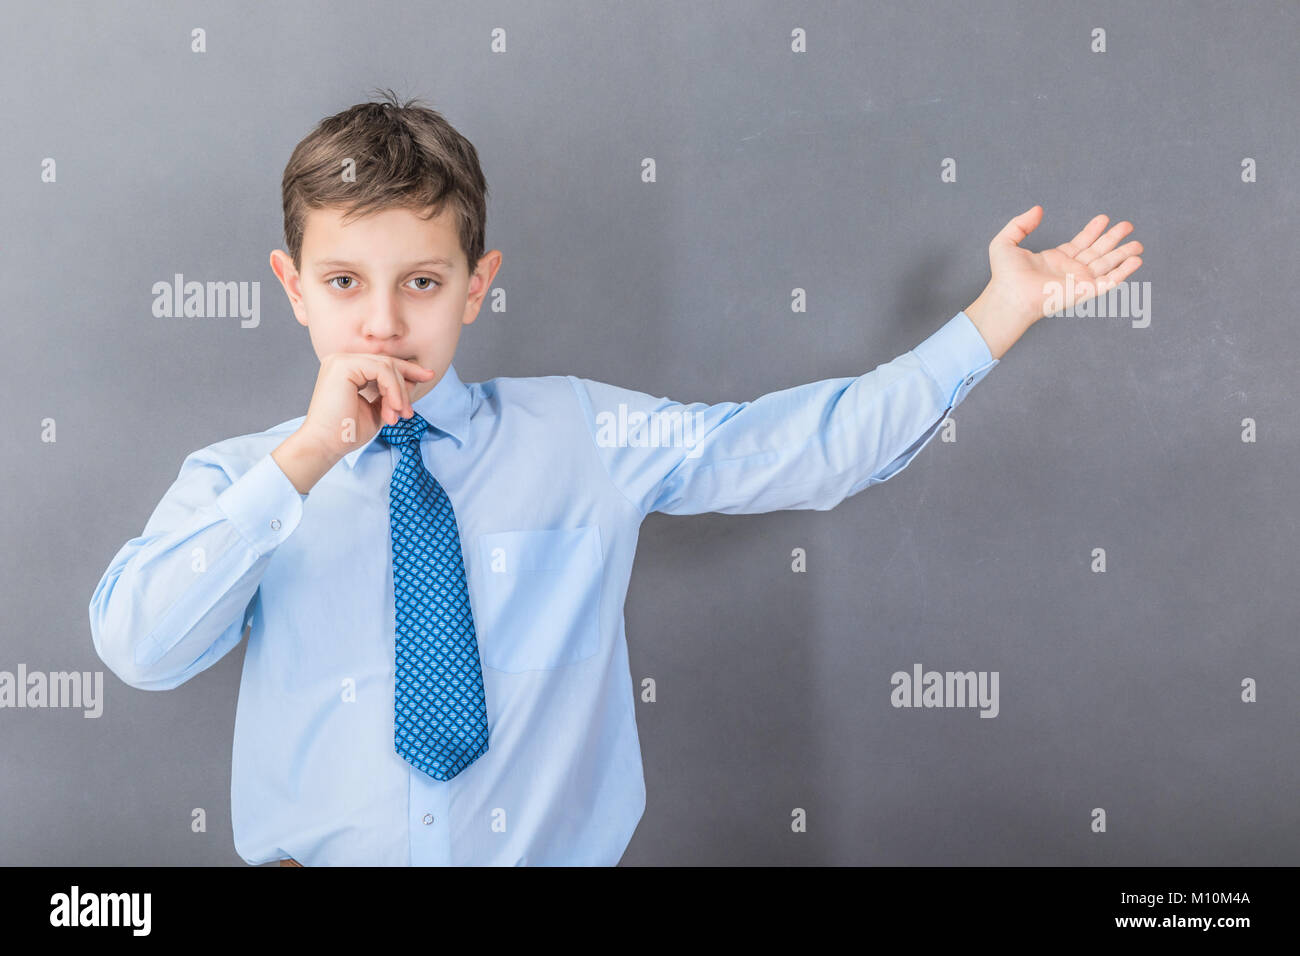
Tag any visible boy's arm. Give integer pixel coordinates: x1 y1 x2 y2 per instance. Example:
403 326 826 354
570 207 1146 517
88 449 306 690
569 309 997 517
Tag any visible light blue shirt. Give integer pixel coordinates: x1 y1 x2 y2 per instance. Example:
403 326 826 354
88 310 997 865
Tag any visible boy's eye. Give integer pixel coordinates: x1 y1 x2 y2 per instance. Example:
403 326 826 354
325 276 439 291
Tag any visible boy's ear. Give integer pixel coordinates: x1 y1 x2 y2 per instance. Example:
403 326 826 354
462 249 503 326
269 250 309 327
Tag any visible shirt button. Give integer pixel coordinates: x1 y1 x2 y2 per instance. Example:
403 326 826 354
270 519 281 531
422 813 434 825
964 375 974 386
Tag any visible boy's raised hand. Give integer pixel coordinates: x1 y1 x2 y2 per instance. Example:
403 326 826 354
964 206 1145 360
272 354 437 494
301 353 437 457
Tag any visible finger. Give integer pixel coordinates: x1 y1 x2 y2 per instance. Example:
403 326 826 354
352 356 413 421
375 362 410 423
1059 214 1110 258
390 360 414 419
1076 221 1134 266
1088 239 1143 276
1097 255 1143 290
345 358 386 405
392 357 438 383
387 359 414 418
991 205 1044 248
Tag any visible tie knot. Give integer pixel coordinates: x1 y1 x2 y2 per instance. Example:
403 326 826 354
377 412 430 448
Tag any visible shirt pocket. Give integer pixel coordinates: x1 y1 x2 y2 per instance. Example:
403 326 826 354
473 525 604 673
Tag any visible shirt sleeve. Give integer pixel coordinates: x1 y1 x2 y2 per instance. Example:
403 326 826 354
88 449 307 690
568 310 998 517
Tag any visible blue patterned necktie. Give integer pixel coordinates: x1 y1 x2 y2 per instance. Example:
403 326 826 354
376 413 489 781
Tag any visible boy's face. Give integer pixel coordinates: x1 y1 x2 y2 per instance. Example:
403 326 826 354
270 204 501 403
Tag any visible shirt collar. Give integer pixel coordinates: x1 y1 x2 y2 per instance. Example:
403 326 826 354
342 362 471 468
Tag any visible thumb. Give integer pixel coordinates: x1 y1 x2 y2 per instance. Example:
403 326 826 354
992 205 1043 248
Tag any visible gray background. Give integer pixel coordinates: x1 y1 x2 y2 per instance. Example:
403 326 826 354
3 0 1297 865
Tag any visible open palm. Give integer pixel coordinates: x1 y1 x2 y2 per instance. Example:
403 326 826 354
991 207 1144 318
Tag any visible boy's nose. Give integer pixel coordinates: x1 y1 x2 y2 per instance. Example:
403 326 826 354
362 295 406 337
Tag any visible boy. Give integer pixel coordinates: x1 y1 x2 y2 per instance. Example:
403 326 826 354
89 91 1143 866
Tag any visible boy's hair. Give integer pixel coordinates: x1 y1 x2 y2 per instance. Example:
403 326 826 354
280 88 489 276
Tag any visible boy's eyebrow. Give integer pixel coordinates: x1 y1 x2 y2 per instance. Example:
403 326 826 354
313 257 455 271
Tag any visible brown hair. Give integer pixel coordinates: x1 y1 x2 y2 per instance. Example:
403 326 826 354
280 88 489 275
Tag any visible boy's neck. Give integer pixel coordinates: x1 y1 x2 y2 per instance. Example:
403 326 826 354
408 370 443 405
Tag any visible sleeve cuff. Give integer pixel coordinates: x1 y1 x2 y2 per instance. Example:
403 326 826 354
911 310 1000 409
215 452 307 556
